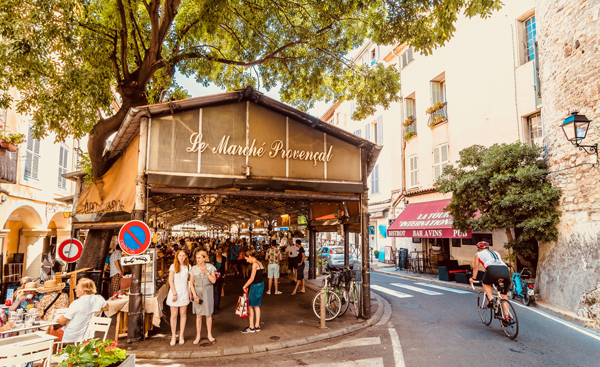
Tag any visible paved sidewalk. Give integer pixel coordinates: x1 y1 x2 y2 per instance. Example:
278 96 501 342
373 266 595 329
124 272 383 359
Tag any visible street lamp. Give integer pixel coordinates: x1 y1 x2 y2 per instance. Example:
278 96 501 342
560 111 598 157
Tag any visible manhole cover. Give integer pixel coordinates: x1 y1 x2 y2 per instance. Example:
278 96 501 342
270 336 281 340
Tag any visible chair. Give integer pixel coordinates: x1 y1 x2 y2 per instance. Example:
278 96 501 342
84 316 111 341
0 333 55 367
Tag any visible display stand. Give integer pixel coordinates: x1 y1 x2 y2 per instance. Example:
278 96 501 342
56 268 91 303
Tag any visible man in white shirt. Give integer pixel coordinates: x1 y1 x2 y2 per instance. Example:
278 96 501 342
288 239 299 283
58 278 109 343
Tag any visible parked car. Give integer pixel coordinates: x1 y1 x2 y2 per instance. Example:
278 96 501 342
317 246 354 267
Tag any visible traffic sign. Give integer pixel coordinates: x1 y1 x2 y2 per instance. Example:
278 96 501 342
120 254 152 266
119 220 151 255
58 238 83 263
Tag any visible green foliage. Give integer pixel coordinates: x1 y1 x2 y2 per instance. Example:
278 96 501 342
373 250 380 257
56 339 126 367
76 148 94 186
0 132 25 145
403 131 416 141
0 0 503 146
435 142 562 263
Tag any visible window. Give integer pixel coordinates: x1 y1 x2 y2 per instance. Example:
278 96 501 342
401 47 414 68
336 112 340 125
528 114 543 147
24 125 41 181
364 124 371 141
371 165 380 194
370 47 377 66
376 115 383 144
433 144 449 181
408 155 418 188
58 145 69 190
524 16 537 62
350 100 355 114
75 139 81 168
431 81 446 104
405 98 416 135
354 129 362 137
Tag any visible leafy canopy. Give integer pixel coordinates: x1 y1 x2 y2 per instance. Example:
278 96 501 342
0 0 502 178
435 142 562 261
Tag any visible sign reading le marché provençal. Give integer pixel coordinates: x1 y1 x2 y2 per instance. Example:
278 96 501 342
147 102 362 183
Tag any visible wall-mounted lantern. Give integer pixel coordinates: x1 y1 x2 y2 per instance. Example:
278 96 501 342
561 111 597 157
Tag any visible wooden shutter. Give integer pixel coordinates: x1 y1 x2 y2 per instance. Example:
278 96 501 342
58 146 64 188
377 115 383 144
433 146 441 180
365 124 370 141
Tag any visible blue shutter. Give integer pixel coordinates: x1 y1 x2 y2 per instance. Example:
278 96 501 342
377 115 383 144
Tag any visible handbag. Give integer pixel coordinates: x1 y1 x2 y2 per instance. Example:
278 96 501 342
47 324 64 341
235 290 249 319
237 251 245 261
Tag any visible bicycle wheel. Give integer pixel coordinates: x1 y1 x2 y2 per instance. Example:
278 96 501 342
499 300 519 340
337 287 350 316
349 283 361 318
477 292 493 325
313 289 342 321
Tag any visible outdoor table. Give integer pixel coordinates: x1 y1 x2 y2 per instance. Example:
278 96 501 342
0 321 59 336
105 284 168 340
56 268 92 303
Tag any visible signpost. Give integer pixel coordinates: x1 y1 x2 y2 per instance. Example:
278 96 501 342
120 254 152 266
58 238 83 263
118 220 151 255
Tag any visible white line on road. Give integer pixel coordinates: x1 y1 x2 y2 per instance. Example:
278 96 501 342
413 282 472 294
512 302 600 343
371 285 413 299
306 358 385 367
388 328 406 367
294 337 381 354
391 283 443 295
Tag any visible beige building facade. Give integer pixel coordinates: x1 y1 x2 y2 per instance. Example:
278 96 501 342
0 89 83 282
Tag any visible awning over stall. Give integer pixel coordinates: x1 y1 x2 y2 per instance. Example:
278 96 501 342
387 199 472 239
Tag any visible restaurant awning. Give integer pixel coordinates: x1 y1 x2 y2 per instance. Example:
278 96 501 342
387 199 472 239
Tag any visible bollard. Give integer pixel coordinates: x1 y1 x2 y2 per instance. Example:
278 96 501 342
320 288 326 329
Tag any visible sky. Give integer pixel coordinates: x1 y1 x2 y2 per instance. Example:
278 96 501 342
175 72 333 119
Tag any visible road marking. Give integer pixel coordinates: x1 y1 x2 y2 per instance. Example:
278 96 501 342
512 302 600 343
294 337 381 354
391 283 443 295
371 285 413 299
388 328 406 367
306 358 384 367
413 282 472 294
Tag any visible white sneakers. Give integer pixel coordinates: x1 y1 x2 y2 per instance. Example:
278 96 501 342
266 290 283 295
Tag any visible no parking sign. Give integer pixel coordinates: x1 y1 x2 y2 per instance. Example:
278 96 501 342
118 220 151 255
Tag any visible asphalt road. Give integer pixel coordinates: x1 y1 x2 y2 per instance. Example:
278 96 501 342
137 271 600 367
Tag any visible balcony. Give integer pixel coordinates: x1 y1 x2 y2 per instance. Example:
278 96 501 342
0 145 18 183
427 102 448 129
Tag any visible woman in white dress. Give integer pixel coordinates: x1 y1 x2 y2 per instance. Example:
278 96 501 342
167 250 191 346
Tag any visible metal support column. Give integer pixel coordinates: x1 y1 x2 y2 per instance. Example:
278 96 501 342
308 226 316 279
129 117 148 343
360 157 371 319
343 224 350 267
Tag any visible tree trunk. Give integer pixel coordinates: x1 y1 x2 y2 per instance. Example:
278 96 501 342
76 229 114 271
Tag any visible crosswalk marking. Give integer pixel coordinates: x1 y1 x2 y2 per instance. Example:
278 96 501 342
389 328 406 367
307 358 385 367
371 284 413 299
294 337 381 354
414 282 472 294
391 283 443 295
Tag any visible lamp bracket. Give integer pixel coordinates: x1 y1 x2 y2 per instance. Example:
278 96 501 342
576 143 598 157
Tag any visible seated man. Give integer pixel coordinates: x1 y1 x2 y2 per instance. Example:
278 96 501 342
58 278 109 343
9 282 41 312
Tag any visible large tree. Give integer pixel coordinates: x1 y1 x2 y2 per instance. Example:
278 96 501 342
435 142 562 274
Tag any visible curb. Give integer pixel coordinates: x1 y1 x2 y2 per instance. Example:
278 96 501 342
133 280 387 359
373 268 595 329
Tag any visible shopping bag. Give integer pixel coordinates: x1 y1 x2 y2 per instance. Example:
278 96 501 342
235 290 249 319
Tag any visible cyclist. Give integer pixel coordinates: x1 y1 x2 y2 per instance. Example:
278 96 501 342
469 241 511 320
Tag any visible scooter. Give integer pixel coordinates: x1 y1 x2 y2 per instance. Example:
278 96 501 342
510 267 535 306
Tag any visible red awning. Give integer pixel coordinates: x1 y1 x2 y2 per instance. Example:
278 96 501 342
387 199 472 239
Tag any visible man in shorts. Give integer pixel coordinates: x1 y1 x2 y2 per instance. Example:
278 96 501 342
291 240 306 295
265 240 283 295
288 240 299 283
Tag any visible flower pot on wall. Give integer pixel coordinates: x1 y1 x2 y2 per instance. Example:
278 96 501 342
0 141 17 152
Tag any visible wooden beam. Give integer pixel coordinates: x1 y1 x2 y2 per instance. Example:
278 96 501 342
150 187 360 202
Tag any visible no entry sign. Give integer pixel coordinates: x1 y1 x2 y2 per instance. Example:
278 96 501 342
118 220 151 255
58 238 83 263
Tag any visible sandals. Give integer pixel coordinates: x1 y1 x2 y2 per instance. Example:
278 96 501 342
179 336 185 345
193 337 201 345
170 337 176 347
208 337 216 342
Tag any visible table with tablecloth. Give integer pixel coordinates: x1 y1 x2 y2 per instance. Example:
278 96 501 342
105 284 168 339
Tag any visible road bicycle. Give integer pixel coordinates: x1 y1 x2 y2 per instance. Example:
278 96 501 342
312 270 342 321
472 280 519 340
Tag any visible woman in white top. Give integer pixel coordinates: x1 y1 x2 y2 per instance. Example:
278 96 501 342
167 250 191 346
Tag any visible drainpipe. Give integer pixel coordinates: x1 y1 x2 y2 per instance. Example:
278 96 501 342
391 47 406 252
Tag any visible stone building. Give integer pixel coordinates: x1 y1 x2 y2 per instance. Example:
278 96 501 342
535 0 600 318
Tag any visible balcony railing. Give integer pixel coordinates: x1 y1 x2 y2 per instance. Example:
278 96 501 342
428 102 448 128
0 146 18 184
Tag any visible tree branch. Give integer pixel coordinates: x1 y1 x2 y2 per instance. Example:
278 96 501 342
115 0 130 80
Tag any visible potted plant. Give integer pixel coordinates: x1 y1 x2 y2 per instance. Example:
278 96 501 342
56 339 134 367
404 131 416 141
316 258 327 275
403 116 415 126
426 101 446 115
0 132 25 152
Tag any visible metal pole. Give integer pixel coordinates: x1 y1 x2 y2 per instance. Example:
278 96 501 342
360 157 371 319
319 288 326 329
129 116 148 343
308 226 316 279
344 224 349 267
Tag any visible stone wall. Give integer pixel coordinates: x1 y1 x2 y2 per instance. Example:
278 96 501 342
536 0 600 314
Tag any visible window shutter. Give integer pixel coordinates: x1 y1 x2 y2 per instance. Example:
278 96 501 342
431 82 442 104
365 124 370 141
32 154 39 180
408 48 413 63
25 151 32 180
433 146 441 165
27 125 34 151
441 144 448 163
375 46 379 61
377 115 383 144
402 52 407 68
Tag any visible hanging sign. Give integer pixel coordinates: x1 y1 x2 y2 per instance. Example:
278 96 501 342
120 254 152 266
58 238 83 263
119 220 152 255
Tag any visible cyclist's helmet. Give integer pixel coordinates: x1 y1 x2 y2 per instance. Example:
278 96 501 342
476 241 490 249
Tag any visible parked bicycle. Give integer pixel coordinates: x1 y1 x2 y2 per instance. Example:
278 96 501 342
472 280 519 340
510 267 535 306
312 268 342 321
312 264 361 320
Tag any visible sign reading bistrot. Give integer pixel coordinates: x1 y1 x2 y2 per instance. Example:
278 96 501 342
119 220 152 255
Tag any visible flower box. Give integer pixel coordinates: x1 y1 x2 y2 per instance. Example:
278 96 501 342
403 131 416 141
0 140 17 152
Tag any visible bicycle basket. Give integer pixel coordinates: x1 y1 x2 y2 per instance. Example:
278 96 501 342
353 269 362 282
